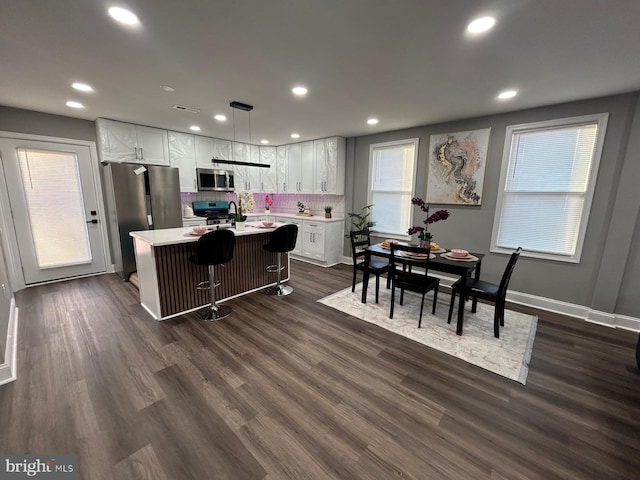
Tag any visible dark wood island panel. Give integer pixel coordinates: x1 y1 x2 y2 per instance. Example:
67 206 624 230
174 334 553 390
132 228 289 320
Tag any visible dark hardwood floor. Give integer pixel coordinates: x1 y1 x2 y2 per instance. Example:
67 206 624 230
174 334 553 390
1 261 639 479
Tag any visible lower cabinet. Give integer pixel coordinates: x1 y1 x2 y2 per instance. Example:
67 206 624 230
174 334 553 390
302 221 325 261
276 216 303 255
183 217 207 228
276 217 343 266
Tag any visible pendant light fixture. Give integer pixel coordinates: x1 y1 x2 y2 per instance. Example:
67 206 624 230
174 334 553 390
211 101 269 168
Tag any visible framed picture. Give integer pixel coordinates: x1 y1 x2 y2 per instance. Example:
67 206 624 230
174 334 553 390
426 128 491 205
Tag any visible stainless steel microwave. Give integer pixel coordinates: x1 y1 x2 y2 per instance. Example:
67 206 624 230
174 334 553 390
196 168 234 192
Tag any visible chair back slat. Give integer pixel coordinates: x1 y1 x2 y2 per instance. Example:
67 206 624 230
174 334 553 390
390 243 432 279
498 246 522 298
350 229 372 260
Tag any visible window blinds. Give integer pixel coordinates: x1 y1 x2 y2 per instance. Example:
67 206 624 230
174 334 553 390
496 123 599 256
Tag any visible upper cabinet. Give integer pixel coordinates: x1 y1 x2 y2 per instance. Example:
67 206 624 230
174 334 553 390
280 141 314 193
168 131 197 192
98 119 345 195
195 136 232 169
314 137 346 195
97 119 169 166
233 142 260 192
260 146 278 192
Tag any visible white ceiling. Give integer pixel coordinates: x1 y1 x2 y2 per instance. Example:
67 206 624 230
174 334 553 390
1 0 639 146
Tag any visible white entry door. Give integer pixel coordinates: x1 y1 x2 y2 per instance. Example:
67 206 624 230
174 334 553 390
0 137 107 284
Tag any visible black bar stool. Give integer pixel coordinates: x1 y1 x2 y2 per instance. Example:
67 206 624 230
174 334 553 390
189 229 235 320
263 224 298 296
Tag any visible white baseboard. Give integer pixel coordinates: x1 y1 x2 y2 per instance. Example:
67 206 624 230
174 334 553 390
339 260 640 332
0 298 18 386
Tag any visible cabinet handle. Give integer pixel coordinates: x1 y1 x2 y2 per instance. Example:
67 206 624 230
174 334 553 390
134 147 139 159
140 147 144 159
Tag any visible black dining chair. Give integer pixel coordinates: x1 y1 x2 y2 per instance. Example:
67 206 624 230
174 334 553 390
350 229 392 303
447 247 522 338
389 243 440 327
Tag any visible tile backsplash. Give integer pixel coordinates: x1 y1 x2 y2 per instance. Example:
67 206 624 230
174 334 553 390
181 191 345 217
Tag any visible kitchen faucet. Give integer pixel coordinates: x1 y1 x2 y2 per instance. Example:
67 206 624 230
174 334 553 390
228 201 237 226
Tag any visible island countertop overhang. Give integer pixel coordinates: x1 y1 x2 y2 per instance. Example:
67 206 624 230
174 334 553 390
130 224 278 247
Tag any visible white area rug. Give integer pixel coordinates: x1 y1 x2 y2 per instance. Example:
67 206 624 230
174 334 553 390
318 284 537 384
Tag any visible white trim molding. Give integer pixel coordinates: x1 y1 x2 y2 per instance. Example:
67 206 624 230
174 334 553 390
0 298 18 385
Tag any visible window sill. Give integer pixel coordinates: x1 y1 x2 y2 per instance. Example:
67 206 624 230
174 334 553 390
490 246 580 264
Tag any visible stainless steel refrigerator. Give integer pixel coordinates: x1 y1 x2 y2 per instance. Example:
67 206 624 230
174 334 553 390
103 163 182 280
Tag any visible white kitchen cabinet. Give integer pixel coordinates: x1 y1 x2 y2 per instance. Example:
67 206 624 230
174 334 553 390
97 119 169 166
212 138 232 163
275 217 343 266
168 131 197 192
314 136 346 194
276 216 303 255
195 136 232 169
302 221 325 261
183 217 207 228
233 142 260 192
282 142 314 193
260 146 278 192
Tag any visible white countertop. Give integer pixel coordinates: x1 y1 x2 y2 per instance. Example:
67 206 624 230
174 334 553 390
130 221 282 247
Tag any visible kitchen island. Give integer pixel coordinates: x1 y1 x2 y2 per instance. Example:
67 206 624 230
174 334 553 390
130 222 289 320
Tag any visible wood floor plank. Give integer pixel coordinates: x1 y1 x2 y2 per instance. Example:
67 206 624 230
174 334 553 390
0 261 638 479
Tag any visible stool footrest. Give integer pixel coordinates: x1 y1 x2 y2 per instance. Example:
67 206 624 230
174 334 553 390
196 280 221 291
266 264 284 274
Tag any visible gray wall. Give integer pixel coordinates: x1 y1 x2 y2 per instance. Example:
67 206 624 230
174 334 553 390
0 106 97 142
347 92 640 317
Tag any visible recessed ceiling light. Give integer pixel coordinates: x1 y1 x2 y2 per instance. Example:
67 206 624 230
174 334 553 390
190 125 201 132
497 89 518 100
290 133 300 139
467 16 495 34
260 139 269 144
160 85 175 92
72 82 93 92
108 6 139 25
367 118 379 125
66 101 84 109
214 114 227 121
292 86 308 96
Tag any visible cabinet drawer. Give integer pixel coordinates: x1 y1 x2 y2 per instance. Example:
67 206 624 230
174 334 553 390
183 218 207 227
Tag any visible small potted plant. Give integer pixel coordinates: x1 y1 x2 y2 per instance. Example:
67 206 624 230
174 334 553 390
324 205 333 219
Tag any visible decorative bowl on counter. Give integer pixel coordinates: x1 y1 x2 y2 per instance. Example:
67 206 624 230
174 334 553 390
262 221 274 228
192 227 207 235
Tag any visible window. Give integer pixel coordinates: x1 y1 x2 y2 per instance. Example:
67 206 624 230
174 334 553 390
17 148 92 268
368 138 418 237
491 113 608 262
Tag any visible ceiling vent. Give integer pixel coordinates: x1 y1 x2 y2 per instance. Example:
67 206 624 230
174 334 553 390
172 104 201 114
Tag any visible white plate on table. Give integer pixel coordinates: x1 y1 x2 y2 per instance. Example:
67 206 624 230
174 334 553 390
398 251 436 260
441 252 479 261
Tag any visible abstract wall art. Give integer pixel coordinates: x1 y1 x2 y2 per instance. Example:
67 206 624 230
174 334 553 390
426 128 491 205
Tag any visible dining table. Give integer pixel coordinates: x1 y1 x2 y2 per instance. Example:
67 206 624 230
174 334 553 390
361 244 484 335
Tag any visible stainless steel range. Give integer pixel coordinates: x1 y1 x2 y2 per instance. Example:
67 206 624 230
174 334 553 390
192 201 233 227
